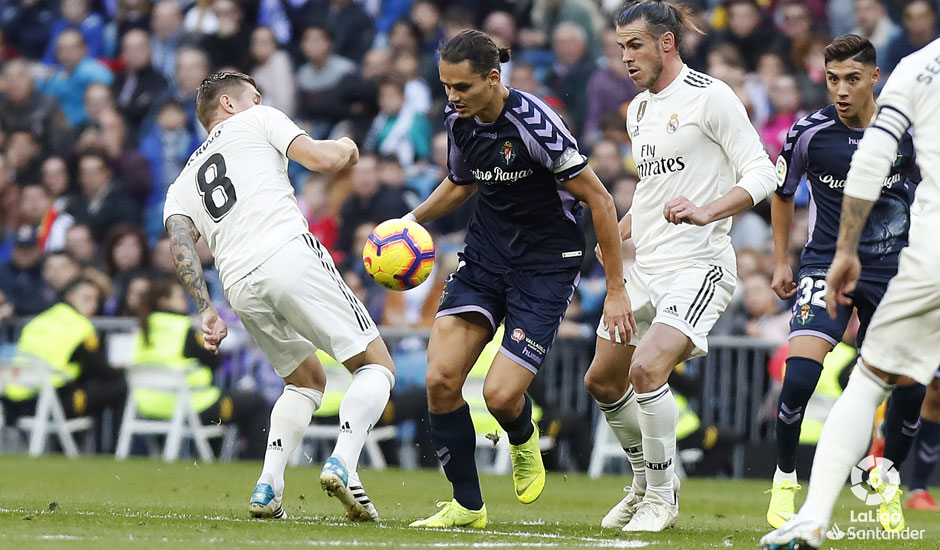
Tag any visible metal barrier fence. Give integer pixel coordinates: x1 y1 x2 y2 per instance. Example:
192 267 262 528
2 318 780 477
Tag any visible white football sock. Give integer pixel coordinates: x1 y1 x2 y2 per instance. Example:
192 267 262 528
774 466 798 484
799 361 892 525
258 384 322 496
636 384 678 504
598 386 646 493
331 364 394 472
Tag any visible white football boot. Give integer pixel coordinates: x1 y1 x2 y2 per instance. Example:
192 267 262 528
602 474 680 529
320 456 380 522
248 475 287 519
759 516 827 550
621 485 679 532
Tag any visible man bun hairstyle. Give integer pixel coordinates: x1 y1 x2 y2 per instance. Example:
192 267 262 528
439 29 510 77
824 33 877 66
195 71 258 129
617 0 704 50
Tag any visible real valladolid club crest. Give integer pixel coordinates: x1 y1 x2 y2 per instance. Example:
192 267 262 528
797 304 814 325
502 140 515 165
636 100 648 123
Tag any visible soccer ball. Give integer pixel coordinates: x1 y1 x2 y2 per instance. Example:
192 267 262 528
362 219 435 291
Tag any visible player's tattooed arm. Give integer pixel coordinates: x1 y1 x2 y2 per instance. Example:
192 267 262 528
166 214 212 314
835 195 875 253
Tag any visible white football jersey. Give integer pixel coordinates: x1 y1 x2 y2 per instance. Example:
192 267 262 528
846 38 940 266
626 65 776 275
163 104 309 289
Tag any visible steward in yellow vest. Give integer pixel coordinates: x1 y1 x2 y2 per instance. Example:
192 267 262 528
133 279 269 459
1 278 127 451
671 362 743 476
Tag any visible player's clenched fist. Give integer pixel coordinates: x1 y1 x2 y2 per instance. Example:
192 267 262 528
663 195 711 226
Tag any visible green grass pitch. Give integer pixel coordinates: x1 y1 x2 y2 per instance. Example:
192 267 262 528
0 456 936 549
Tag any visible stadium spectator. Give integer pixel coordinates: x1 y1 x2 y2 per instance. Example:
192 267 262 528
775 0 818 68
139 99 199 240
68 149 141 242
546 22 596 135
41 250 82 303
112 28 169 134
65 223 99 267
199 0 251 72
793 33 831 111
364 78 433 169
96 109 151 203
41 28 113 126
132 278 271 459
391 49 432 115
337 154 409 256
0 0 56 60
0 225 51 315
719 0 776 72
410 0 446 57
82 81 116 125
19 183 75 253
296 24 358 138
249 26 296 118
760 74 804 157
149 0 185 82
1 276 127 453
7 128 43 186
584 29 639 146
298 174 339 255
150 232 174 275
0 59 66 153
590 139 630 190
40 156 75 209
526 0 604 58
483 11 518 84
42 0 107 65
851 0 901 64
741 272 790 342
325 0 376 64
883 0 939 74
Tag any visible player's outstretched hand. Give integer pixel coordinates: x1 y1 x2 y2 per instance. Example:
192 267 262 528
663 195 711 226
771 263 796 300
604 287 638 345
201 309 228 354
825 251 861 319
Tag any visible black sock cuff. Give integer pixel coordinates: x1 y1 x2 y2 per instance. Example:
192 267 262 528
430 404 473 429
500 394 534 445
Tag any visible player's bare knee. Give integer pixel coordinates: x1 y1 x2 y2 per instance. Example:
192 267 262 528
584 364 622 403
628 359 667 394
284 356 326 391
344 337 396 375
425 364 464 400
483 385 521 420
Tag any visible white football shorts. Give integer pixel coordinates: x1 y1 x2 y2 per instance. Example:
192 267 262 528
225 234 379 377
859 247 940 385
596 263 736 357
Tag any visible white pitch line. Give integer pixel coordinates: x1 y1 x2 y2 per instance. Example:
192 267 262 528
0 507 648 548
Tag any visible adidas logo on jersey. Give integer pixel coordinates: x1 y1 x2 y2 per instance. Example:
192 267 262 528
340 421 352 434
268 438 283 452
664 305 679 316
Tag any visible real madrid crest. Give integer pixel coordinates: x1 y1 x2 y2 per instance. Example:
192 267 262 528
667 113 679 134
501 140 515 165
636 100 647 123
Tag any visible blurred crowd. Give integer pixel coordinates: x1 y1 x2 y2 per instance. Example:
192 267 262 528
0 0 937 345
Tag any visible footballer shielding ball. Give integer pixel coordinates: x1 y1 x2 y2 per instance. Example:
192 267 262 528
362 219 436 291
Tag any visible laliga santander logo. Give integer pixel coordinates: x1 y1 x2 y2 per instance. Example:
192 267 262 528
826 523 846 541
850 456 900 505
